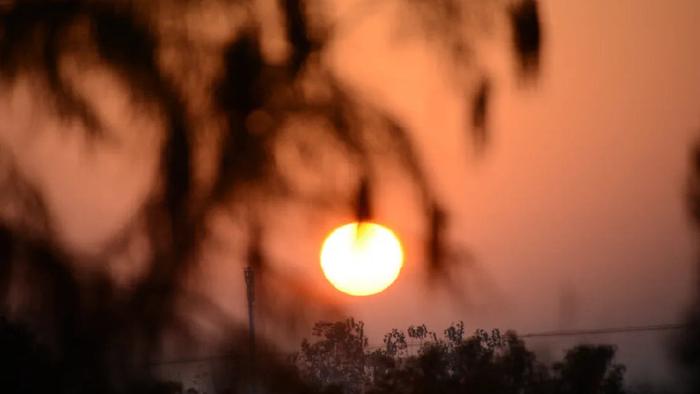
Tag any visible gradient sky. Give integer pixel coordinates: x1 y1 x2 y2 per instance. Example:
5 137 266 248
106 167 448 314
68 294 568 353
1 0 700 388
327 0 700 385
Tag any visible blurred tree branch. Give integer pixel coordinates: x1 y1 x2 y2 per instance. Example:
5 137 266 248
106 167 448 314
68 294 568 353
0 0 542 391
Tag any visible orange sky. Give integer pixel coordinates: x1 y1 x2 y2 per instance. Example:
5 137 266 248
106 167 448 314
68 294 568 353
1 0 700 387
327 0 700 385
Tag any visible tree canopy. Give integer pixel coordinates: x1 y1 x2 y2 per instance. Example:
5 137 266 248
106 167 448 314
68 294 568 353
295 319 627 394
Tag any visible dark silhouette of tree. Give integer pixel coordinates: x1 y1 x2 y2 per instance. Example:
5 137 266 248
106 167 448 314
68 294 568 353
0 0 542 391
299 319 628 394
552 345 626 394
295 318 367 394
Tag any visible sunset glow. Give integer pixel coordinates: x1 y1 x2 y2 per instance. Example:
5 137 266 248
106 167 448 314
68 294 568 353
320 222 404 296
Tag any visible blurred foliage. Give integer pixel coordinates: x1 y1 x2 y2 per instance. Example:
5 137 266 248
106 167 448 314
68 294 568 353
0 317 56 394
674 144 700 393
0 0 542 392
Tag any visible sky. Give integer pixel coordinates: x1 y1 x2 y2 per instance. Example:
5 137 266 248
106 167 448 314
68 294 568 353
325 0 700 385
1 0 700 388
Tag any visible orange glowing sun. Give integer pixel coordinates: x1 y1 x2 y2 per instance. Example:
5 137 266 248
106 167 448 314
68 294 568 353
320 222 404 296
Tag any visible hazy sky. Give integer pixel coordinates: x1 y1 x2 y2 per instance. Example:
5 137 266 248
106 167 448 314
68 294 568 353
2 0 700 388
326 0 700 385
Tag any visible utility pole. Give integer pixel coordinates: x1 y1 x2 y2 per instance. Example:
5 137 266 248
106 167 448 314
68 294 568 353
244 265 256 394
359 322 365 394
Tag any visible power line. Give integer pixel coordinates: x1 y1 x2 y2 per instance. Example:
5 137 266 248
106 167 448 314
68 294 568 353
368 323 687 349
148 323 688 366
520 323 686 338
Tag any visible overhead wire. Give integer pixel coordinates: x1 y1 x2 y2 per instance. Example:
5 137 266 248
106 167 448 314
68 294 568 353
148 322 688 366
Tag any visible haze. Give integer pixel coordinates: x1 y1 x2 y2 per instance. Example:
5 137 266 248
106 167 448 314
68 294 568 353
1 0 699 388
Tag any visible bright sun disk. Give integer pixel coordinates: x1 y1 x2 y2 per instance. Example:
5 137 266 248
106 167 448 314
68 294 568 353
320 222 404 296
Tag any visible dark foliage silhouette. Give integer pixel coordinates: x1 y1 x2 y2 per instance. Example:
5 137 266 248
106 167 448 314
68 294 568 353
552 345 626 394
0 317 56 393
674 144 700 393
296 319 627 394
295 318 367 393
0 0 542 392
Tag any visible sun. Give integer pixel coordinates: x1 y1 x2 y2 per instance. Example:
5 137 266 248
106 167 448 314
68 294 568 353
320 222 404 296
